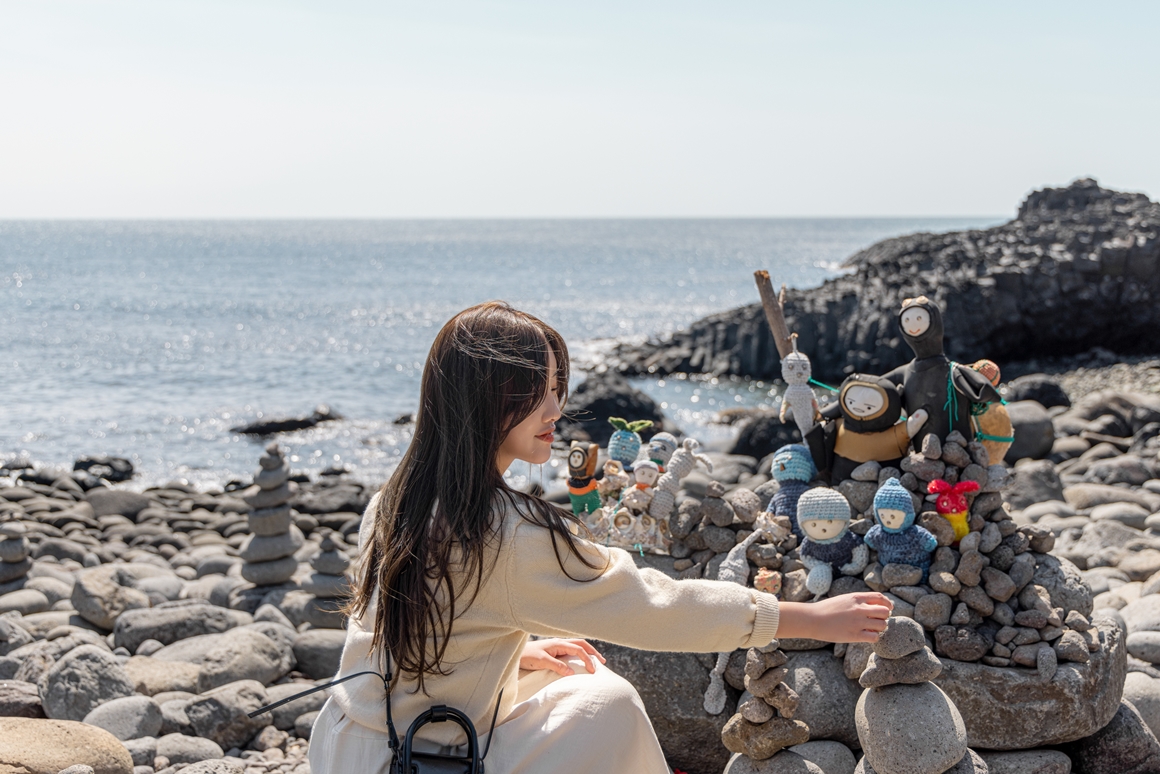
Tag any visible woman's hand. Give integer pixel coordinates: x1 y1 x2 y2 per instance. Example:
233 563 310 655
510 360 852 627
520 638 607 676
776 593 893 643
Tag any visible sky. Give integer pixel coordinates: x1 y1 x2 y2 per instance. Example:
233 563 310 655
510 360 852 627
1 1 1157 218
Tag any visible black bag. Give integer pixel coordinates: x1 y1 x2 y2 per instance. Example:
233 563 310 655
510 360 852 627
249 653 502 774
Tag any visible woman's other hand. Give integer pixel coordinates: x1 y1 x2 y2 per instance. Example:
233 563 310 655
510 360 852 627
520 638 607 676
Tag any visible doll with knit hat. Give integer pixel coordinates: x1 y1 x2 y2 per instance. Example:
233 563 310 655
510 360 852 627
797 488 869 599
767 444 817 539
864 477 938 582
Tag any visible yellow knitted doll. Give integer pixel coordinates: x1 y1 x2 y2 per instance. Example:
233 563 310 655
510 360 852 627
969 359 1014 465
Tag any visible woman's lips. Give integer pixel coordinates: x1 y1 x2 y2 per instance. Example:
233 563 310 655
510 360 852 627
536 431 555 442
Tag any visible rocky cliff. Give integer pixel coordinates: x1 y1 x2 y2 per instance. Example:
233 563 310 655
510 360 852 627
610 178 1160 382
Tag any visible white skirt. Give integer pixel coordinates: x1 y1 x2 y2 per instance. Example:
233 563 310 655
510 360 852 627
307 657 670 774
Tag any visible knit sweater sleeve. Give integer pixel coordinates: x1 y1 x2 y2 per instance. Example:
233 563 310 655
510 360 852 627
501 518 780 653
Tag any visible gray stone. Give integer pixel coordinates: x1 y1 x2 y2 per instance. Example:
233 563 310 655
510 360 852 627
82 695 163 741
724 751 824 774
56 765 95 774
70 565 153 630
185 679 270 751
1125 671 1160 740
1055 630 1091 664
1128 631 1160 665
86 488 151 518
1006 401 1057 462
124 655 201 695
789 741 857 774
240 556 299 586
915 594 954 631
152 627 293 693
123 736 158 767
1092 502 1152 530
1032 554 1094 618
1057 699 1160 774
114 604 243 653
38 644 136 721
881 564 923 589
934 619 1125 749
872 616 925 659
1120 595 1160 633
859 647 942 688
978 750 1071 774
299 572 349 598
238 526 304 564
782 649 862 748
722 714 811 761
292 628 344 680
0 618 33 656
262 681 329 731
935 626 989 662
1064 484 1160 512
0 589 48 615
155 732 224 765
176 761 244 774
0 679 44 718
855 682 968 774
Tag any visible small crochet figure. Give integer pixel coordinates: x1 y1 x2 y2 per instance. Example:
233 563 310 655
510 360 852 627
607 418 653 470
567 441 602 517
806 373 929 485
767 444 817 539
596 459 631 505
865 477 938 582
647 432 679 471
882 297 1001 450
622 460 659 514
927 478 981 544
704 529 765 714
779 336 820 440
587 507 613 542
797 488 869 599
969 359 1013 465
649 438 713 524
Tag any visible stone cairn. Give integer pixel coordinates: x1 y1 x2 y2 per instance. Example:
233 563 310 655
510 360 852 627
721 639 809 763
240 443 305 587
0 521 31 586
300 529 352 629
854 616 985 774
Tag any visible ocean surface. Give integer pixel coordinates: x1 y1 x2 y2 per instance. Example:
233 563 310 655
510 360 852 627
0 218 1000 491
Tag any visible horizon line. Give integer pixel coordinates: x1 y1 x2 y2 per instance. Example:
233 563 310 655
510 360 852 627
0 213 1008 222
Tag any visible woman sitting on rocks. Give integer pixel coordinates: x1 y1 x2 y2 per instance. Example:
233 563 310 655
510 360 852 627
308 301 892 774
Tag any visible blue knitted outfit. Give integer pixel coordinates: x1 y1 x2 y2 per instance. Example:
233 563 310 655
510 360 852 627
770 480 810 538
864 525 938 581
801 531 864 571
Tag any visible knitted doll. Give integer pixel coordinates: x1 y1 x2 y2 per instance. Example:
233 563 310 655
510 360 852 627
622 460 659 514
767 444 816 539
806 373 929 485
882 297 1001 451
648 438 713 524
864 477 938 582
607 418 653 470
596 459 631 505
927 478 980 544
797 488 869 599
567 441 602 517
779 336 819 440
646 432 679 472
969 359 1013 465
703 529 766 714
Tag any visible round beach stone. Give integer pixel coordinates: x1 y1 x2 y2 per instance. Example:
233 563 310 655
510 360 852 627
1125 672 1160 739
184 679 271 751
0 536 30 563
82 695 163 741
38 644 136 722
1056 699 1160 774
1092 502 1152 530
724 751 824 774
113 603 243 653
292 628 345 680
1128 631 1160 665
859 648 942 689
0 717 134 774
978 749 1071 774
0 679 44 718
789 741 857 774
240 555 299 586
782 649 863 748
254 462 290 491
872 616 925 660
70 565 154 630
299 572 349 598
311 549 351 576
155 732 224 764
722 714 811 761
239 525 304 564
0 588 49 615
0 557 33 583
1121 595 1160 633
855 682 967 774
248 506 294 537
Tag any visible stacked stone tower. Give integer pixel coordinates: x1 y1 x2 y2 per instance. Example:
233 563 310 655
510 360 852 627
240 443 304 586
300 530 352 629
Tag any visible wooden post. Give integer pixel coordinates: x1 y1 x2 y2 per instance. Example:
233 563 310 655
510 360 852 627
754 270 793 359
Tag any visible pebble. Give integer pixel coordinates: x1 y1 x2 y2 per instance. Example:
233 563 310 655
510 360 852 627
872 616 925 660
859 647 943 689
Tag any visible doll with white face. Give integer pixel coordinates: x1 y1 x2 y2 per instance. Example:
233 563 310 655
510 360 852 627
622 460 659 514
596 459 631 505
779 337 819 440
883 296 1001 450
864 477 938 581
806 374 928 485
796 488 868 599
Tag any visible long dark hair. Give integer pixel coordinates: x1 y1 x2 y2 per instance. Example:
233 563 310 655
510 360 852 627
348 301 601 691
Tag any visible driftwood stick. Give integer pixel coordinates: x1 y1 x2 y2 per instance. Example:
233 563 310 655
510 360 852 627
754 270 793 359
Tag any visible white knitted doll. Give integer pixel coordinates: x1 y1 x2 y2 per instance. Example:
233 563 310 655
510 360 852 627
648 438 713 524
779 336 819 439
703 530 764 714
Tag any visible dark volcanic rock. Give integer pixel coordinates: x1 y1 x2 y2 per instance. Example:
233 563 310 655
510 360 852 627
1006 374 1072 409
611 179 1160 381
556 371 667 446
232 404 341 436
729 414 802 459
1056 699 1160 774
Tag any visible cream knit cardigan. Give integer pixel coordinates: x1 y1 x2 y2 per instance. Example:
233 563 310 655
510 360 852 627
330 493 781 748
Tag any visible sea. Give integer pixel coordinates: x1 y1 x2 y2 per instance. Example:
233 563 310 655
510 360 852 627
0 218 1000 492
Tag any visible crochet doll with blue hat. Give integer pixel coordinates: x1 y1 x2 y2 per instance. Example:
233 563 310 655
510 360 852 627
767 444 817 539
797 488 869 599
864 477 938 581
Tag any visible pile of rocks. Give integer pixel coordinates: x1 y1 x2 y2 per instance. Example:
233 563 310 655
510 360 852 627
299 530 352 629
239 444 304 588
853 616 983 774
0 521 32 588
720 639 809 768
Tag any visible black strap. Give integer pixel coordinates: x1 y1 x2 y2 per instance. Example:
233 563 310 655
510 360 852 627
247 660 505 761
